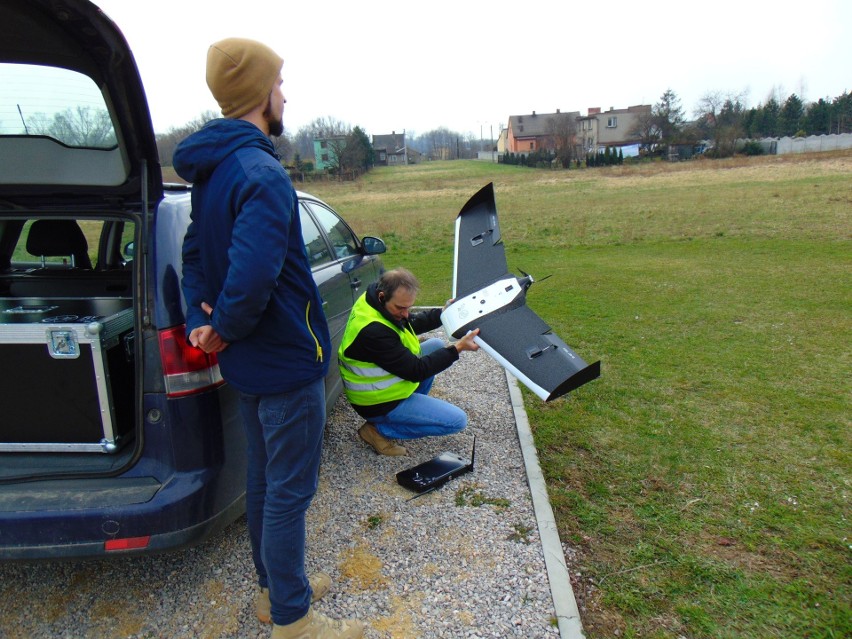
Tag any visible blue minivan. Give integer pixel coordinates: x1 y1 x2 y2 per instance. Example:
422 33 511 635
0 0 385 559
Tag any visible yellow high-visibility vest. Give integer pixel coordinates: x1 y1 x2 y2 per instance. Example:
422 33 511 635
338 294 420 406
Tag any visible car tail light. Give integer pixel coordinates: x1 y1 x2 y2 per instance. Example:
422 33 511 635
158 325 224 397
105 536 150 552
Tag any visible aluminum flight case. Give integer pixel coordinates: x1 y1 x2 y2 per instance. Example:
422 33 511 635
0 297 134 453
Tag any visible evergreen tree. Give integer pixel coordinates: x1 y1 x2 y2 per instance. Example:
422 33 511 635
653 89 685 147
349 126 373 170
832 91 852 133
761 98 781 137
778 94 805 136
742 108 758 138
804 98 832 135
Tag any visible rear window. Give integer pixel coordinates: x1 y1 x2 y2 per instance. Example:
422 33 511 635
0 63 117 149
0 63 126 187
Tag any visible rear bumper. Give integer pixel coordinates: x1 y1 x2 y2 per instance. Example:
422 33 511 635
0 471 245 560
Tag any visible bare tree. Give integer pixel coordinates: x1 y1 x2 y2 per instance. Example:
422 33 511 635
310 116 351 137
294 116 351 159
324 127 371 178
629 110 661 153
28 106 116 147
414 127 458 159
155 110 219 167
323 136 349 174
694 91 725 132
154 110 294 167
269 131 293 163
545 112 578 167
695 91 746 157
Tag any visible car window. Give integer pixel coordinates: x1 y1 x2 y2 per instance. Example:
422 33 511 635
0 63 117 149
299 205 332 267
12 219 102 268
0 63 125 187
120 222 135 262
303 201 360 259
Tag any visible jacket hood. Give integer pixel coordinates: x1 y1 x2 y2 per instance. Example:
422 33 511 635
173 119 277 184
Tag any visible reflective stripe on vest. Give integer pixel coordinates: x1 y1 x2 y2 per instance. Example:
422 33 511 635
338 293 420 406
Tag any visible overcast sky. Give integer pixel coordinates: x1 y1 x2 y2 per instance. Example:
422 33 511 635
93 0 851 138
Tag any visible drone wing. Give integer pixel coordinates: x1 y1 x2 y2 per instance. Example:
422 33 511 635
443 183 600 401
470 303 600 401
452 182 509 298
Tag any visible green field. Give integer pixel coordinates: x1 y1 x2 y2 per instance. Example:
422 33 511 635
302 152 851 639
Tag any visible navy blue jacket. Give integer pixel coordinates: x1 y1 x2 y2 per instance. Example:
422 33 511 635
174 119 331 395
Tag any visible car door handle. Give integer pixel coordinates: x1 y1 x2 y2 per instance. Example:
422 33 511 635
350 278 362 290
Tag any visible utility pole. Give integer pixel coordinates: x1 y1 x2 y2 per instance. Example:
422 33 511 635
402 129 407 165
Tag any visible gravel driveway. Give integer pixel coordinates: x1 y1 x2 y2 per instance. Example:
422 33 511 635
0 335 563 639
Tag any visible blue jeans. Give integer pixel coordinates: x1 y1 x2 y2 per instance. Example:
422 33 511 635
370 337 467 440
239 377 325 626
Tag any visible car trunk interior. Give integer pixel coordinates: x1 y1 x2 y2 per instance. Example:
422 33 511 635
0 214 140 479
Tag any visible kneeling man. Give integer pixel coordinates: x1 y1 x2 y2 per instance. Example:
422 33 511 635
338 268 479 455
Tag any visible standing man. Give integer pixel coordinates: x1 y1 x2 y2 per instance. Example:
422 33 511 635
175 38 364 639
338 268 480 456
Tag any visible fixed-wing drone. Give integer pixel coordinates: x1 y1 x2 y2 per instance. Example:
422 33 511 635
440 183 600 401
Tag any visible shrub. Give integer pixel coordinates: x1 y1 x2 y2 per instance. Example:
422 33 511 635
741 141 764 156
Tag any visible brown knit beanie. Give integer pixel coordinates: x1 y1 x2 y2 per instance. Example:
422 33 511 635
206 38 283 119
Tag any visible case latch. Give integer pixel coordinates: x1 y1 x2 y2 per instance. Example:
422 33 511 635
46 329 80 359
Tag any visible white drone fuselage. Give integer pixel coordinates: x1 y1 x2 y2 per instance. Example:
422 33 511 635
441 276 524 339
440 276 552 400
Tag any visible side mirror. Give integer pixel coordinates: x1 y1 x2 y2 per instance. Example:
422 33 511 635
361 236 386 255
123 241 135 259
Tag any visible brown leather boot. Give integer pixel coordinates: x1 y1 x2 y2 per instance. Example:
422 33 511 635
358 422 407 456
271 607 365 638
256 572 332 623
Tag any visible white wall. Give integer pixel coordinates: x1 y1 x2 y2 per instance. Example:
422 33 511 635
749 133 852 155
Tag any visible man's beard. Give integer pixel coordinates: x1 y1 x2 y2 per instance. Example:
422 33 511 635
264 99 284 137
268 115 284 137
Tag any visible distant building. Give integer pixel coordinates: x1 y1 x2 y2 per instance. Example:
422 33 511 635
372 131 411 166
576 105 651 155
313 136 347 171
506 110 580 154
505 105 651 157
497 128 508 153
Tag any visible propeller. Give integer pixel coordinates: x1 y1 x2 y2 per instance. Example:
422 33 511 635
517 268 552 291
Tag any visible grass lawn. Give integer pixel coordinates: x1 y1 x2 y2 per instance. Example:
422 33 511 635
170 151 850 637
301 151 851 639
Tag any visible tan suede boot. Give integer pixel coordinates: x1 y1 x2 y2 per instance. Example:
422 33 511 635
256 572 332 624
358 422 407 456
271 607 365 638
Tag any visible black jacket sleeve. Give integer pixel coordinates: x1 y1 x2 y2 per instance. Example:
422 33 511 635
408 307 443 335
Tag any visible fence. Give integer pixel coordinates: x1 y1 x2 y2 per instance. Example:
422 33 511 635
739 133 852 155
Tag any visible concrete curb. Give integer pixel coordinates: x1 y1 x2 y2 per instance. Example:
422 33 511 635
506 371 586 639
